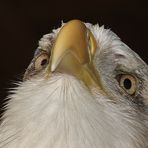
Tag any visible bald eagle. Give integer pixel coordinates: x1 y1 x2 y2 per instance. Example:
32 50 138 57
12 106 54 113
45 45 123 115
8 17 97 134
0 20 148 148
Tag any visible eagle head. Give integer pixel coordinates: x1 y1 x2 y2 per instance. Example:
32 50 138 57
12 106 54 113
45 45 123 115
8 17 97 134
0 20 148 148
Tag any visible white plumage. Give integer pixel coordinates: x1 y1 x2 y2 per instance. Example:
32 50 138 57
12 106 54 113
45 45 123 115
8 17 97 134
0 21 148 148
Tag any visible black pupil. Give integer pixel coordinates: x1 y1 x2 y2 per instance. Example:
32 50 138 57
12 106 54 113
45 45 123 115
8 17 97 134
41 59 48 66
123 78 132 89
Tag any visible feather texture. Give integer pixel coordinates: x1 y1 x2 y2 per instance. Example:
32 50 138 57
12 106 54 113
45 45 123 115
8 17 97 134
0 74 147 148
0 22 148 148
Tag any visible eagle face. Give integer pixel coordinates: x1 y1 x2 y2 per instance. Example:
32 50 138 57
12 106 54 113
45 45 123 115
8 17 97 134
0 20 148 148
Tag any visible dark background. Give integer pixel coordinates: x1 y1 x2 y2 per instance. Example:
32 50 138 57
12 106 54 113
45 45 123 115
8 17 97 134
0 0 148 114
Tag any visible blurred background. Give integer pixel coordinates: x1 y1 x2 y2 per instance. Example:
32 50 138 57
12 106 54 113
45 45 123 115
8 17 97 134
0 0 147 115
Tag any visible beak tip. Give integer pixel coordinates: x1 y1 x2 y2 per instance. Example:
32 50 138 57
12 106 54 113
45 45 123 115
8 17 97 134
50 64 56 72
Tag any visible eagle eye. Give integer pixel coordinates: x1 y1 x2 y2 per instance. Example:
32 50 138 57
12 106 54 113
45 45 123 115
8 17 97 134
119 74 137 95
34 53 49 70
41 58 48 66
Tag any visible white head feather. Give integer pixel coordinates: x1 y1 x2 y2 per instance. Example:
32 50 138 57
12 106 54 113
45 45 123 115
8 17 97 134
0 22 148 148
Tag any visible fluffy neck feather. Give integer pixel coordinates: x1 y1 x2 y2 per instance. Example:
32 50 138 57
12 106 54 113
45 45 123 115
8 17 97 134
0 74 146 148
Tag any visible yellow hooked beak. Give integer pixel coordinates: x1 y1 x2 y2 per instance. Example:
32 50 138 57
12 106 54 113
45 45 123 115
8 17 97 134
48 20 105 93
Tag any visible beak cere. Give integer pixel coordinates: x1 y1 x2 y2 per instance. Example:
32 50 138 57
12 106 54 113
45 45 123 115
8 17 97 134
48 20 105 93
